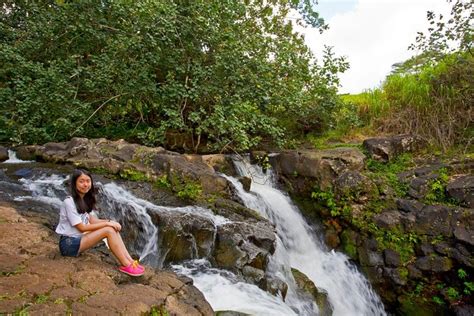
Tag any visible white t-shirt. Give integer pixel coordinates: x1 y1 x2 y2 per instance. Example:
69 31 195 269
55 196 90 237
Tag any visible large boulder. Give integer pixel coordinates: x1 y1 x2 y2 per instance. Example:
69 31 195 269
0 146 8 162
16 138 232 197
447 175 474 208
271 147 365 192
363 134 424 162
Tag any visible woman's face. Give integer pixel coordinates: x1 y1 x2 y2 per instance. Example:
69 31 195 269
75 173 92 197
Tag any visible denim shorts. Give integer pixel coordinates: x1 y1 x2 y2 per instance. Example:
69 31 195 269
59 235 82 257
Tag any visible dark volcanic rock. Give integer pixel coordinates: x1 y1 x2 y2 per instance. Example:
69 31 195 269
363 134 424 162
415 255 453 272
447 175 474 207
0 146 8 162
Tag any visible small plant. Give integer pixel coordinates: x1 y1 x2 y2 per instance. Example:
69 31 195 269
425 168 449 203
432 296 445 306
445 287 460 301
414 282 424 295
35 294 49 304
311 189 339 216
464 282 474 295
154 175 171 189
457 268 467 280
176 182 203 201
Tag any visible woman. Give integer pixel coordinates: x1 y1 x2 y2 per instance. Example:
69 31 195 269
55 169 144 276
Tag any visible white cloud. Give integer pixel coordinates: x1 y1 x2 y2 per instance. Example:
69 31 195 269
300 0 452 94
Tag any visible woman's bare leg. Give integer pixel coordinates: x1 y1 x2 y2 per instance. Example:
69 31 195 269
79 227 131 267
116 232 135 262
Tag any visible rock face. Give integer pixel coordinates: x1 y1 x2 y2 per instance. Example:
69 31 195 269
0 146 8 162
16 138 234 197
447 175 474 207
362 134 424 162
270 147 366 194
0 204 213 315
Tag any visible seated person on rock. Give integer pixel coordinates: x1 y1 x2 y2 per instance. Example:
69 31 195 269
55 169 144 276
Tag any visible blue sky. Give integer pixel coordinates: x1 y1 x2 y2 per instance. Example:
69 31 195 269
299 0 452 94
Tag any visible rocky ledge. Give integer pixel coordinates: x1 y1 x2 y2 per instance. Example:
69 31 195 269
0 203 213 315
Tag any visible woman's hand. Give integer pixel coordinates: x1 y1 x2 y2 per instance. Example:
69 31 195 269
108 220 122 232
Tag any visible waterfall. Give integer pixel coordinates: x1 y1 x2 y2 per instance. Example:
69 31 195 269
10 164 387 315
228 157 386 316
2 150 34 164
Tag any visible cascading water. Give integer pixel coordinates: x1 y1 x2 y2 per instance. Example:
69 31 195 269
228 157 386 316
6 157 387 315
2 150 34 164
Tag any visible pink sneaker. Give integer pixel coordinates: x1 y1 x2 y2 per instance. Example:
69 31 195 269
119 261 145 276
132 260 145 272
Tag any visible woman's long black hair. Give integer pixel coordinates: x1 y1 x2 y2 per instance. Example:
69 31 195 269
71 169 96 214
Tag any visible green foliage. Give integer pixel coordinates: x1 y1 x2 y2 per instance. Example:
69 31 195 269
154 175 171 189
457 268 467 279
464 282 474 295
0 0 347 151
311 188 339 216
366 153 413 197
176 181 203 201
445 287 460 301
34 294 49 304
149 305 170 316
119 169 148 182
424 168 449 203
432 296 445 306
409 0 473 61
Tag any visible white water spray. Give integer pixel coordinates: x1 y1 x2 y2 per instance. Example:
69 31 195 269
2 150 34 164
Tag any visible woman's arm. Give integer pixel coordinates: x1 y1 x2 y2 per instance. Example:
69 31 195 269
89 214 122 231
75 220 121 233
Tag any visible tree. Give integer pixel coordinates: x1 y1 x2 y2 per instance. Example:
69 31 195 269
0 0 347 151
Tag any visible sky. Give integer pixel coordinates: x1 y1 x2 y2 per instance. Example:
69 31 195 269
299 0 452 94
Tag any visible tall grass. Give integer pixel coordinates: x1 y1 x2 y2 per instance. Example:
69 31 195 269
342 53 473 151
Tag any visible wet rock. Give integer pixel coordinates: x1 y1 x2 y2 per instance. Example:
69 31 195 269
259 276 288 300
291 268 333 316
238 177 252 192
14 145 38 161
416 242 435 256
340 229 360 260
214 221 275 274
359 246 384 267
242 265 265 283
447 175 474 207
324 228 340 249
151 212 216 263
363 134 424 162
0 146 8 162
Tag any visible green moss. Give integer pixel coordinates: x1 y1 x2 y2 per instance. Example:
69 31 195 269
154 175 171 189
119 168 149 181
148 305 170 316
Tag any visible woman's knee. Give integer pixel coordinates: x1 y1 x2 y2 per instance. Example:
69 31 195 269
103 226 116 237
